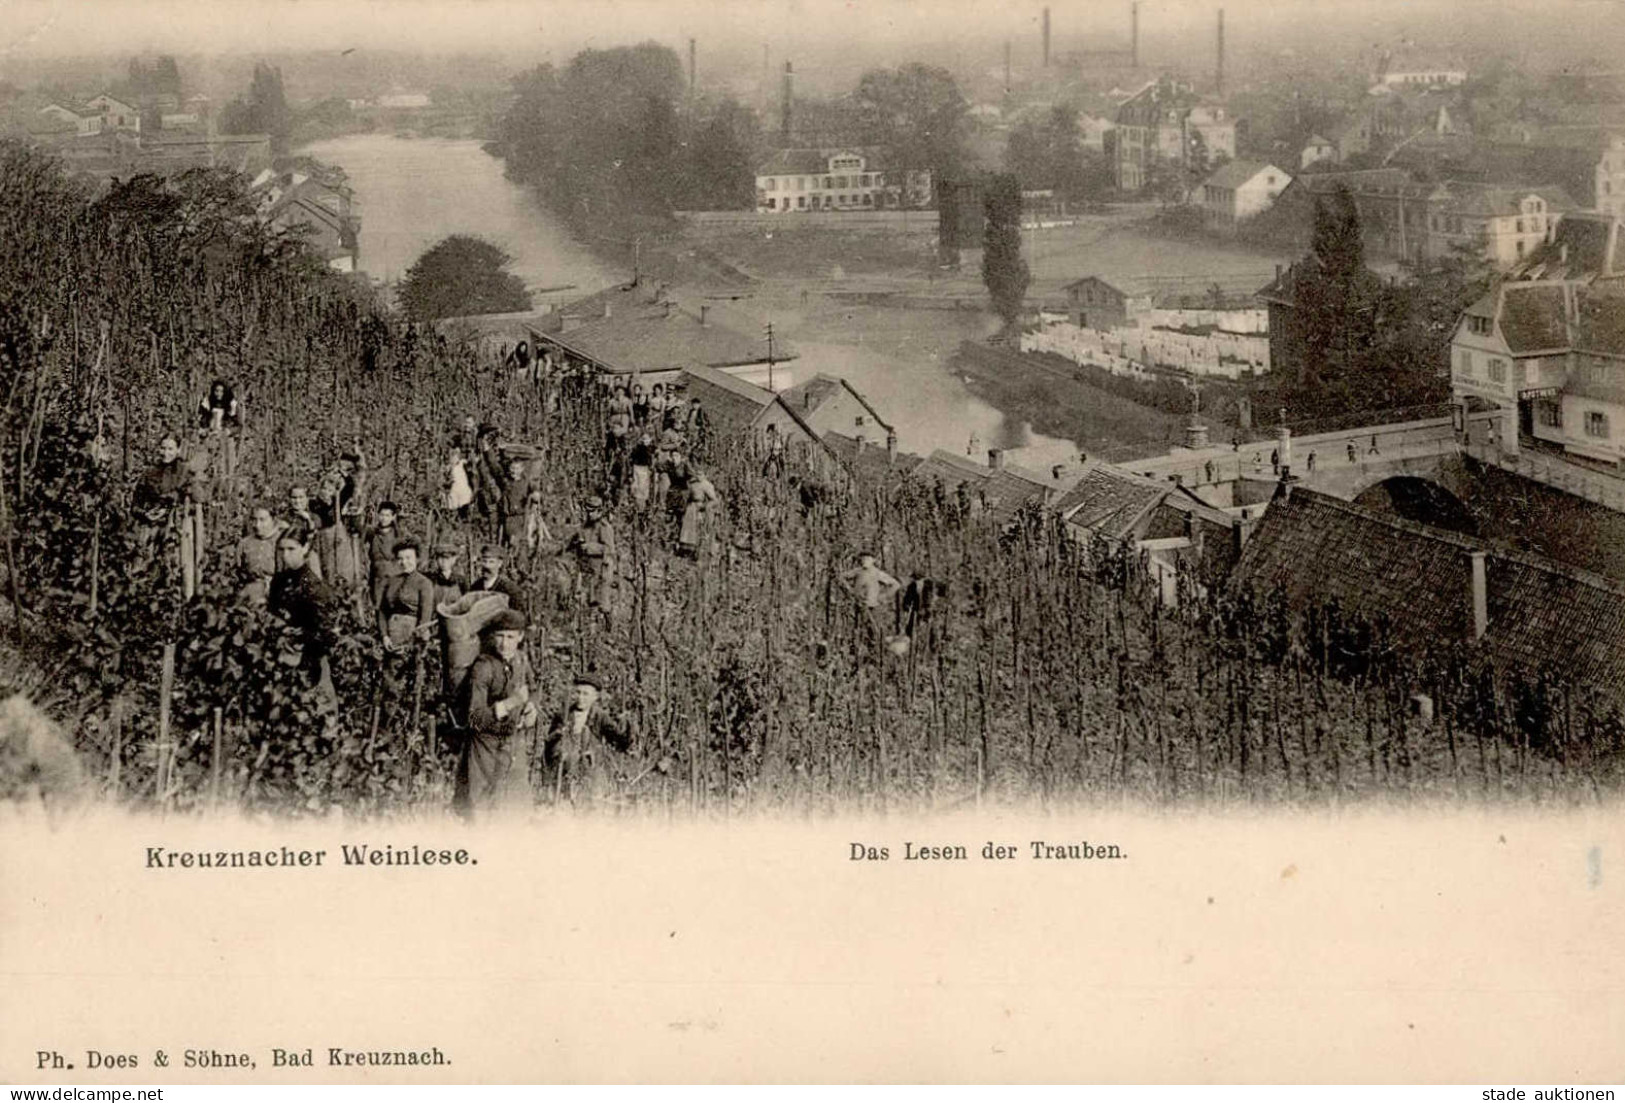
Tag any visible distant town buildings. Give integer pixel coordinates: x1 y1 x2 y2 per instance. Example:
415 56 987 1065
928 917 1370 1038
249 166 360 272
1197 160 1291 226
1299 135 1336 170
1371 55 1468 91
1113 77 1236 193
753 147 933 213
1272 171 1572 267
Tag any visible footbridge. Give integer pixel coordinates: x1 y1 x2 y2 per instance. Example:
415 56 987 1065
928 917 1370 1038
1115 412 1495 516
1117 409 1625 517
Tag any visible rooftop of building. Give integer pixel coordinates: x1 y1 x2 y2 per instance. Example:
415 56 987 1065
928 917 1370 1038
1229 487 1625 697
1201 160 1289 191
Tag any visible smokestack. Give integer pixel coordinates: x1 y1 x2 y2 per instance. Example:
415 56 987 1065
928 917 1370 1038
1131 1 1140 68
1004 40 1012 95
1469 550 1488 641
689 38 697 95
1216 8 1225 96
886 431 898 464
699 304 708 326
1043 8 1051 68
781 61 793 142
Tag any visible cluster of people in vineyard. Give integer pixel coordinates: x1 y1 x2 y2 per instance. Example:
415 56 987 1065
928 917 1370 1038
123 361 938 817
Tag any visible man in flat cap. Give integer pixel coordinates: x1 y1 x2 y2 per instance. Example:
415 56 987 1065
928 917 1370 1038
469 543 526 617
541 672 635 806
453 607 539 818
426 542 464 612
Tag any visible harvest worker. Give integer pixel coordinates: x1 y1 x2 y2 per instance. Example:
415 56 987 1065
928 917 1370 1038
843 551 902 612
627 430 656 512
196 379 241 433
376 538 437 651
498 456 532 550
453 608 540 818
470 544 526 617
540 673 635 806
267 524 338 714
366 500 402 605
236 505 282 606
426 543 464 612
133 434 192 524
841 551 902 657
566 497 616 614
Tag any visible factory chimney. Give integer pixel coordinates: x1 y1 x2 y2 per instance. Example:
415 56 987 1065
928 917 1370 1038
1131 1 1140 68
781 61 793 143
1004 40 1012 95
689 38 697 96
1043 7 1051 68
1216 9 1225 96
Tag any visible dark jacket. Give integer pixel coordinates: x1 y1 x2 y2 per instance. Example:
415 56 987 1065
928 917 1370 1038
268 565 338 675
542 703 634 800
377 570 437 638
457 651 528 738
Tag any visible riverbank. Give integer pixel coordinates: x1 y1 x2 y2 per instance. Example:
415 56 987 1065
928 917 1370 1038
950 342 1187 462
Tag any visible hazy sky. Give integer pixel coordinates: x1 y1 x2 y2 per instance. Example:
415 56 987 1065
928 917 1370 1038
1 0 1620 74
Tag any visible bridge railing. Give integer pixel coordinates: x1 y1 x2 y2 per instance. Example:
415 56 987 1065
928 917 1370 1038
1123 415 1461 492
1464 439 1625 514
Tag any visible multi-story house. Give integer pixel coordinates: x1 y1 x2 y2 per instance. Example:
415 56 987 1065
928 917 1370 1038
1424 183 1573 267
1112 78 1235 193
753 148 933 213
1450 280 1625 462
1275 171 1572 267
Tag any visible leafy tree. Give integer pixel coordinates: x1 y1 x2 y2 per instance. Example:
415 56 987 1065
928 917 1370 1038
220 63 291 155
494 44 755 229
396 235 532 322
1295 184 1371 386
981 173 1029 328
126 55 183 98
679 97 760 211
854 63 968 202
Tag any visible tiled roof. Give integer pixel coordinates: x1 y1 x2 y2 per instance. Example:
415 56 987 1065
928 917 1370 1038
1202 160 1285 191
981 466 1053 524
1433 182 1577 218
1575 286 1625 357
1062 274 1159 299
1051 463 1167 539
1498 283 1572 354
1304 134 1332 147
678 365 776 434
911 449 991 493
1293 168 1415 194
1514 213 1621 281
435 310 554 340
824 431 922 476
541 299 792 375
1230 489 1625 696
1255 257 1387 306
782 374 894 432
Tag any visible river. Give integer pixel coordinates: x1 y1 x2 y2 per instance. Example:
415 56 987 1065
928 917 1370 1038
299 134 1078 469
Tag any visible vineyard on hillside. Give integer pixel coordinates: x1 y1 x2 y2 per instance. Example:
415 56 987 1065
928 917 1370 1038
0 141 1621 816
